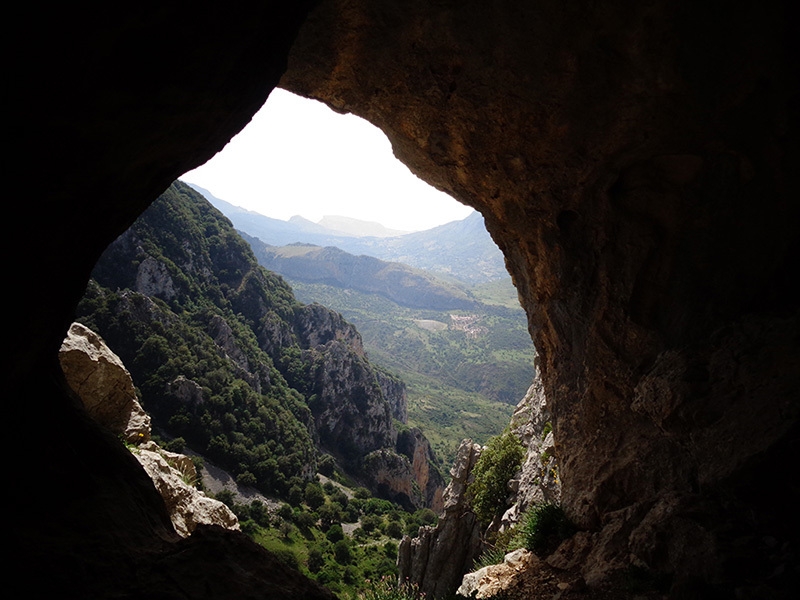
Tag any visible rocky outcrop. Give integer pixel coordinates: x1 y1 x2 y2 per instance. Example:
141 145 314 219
377 368 408 423
295 306 446 507
59 322 151 444
457 548 540 600
135 442 240 537
501 376 561 527
398 439 484 598
59 321 239 537
364 427 445 511
397 427 445 512
136 255 178 300
305 339 396 459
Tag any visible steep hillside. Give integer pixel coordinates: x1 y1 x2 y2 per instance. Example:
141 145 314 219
76 181 443 509
191 182 507 285
245 237 477 310
262 271 534 463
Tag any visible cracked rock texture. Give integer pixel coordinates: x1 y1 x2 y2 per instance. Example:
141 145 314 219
60 322 240 537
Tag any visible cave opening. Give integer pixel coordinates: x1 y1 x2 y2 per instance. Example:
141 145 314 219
12 2 798 598
179 87 538 467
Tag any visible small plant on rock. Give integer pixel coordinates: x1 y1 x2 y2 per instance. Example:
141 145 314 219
521 502 574 555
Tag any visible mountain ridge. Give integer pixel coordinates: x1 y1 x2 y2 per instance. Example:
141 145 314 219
244 236 479 311
186 182 508 284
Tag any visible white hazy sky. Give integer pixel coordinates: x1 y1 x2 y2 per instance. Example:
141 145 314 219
181 88 473 232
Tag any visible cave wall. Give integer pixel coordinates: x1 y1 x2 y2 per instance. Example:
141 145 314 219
9 4 334 599
279 0 799 592
7 0 798 597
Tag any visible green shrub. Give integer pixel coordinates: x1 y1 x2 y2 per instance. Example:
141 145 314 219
521 502 574 555
356 577 421 600
473 545 508 570
307 547 325 573
326 523 344 543
467 430 525 523
334 539 353 565
271 547 299 570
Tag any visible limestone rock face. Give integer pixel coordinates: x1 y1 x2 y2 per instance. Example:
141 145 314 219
364 427 445 511
12 1 798 597
398 439 483 598
59 322 151 443
136 255 177 300
502 377 561 527
457 548 540 600
378 369 408 423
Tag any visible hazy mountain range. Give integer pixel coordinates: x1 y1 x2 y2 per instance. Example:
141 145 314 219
186 183 508 285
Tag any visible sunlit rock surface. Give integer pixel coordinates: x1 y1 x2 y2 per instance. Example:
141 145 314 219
398 439 484 598
59 321 151 443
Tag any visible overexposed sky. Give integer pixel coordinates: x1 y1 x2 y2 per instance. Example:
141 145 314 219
181 89 473 232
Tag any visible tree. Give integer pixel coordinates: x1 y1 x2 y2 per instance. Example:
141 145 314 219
304 482 326 510
307 547 325 573
333 539 352 565
467 429 525 523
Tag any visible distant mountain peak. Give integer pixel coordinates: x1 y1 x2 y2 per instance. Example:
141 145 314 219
318 215 411 238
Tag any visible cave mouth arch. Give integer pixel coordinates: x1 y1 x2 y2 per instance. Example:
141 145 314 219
12 1 798 597
177 86 538 467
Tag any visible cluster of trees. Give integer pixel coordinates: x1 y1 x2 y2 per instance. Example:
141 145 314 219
215 478 438 596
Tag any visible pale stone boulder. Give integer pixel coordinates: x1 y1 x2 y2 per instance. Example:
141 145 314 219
135 442 239 537
457 548 539 599
59 321 150 443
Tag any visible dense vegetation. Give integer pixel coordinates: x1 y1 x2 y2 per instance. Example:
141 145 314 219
466 429 526 524
215 479 437 598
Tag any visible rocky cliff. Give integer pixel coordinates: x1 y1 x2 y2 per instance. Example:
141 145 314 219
281 1 800 596
11 1 798 598
398 374 561 598
398 439 484 598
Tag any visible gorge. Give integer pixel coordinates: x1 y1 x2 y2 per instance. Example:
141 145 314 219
9 1 798 598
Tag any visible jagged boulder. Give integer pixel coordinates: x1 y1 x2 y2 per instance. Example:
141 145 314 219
135 441 240 537
59 322 239 537
457 548 540 599
398 439 484 598
59 321 151 443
